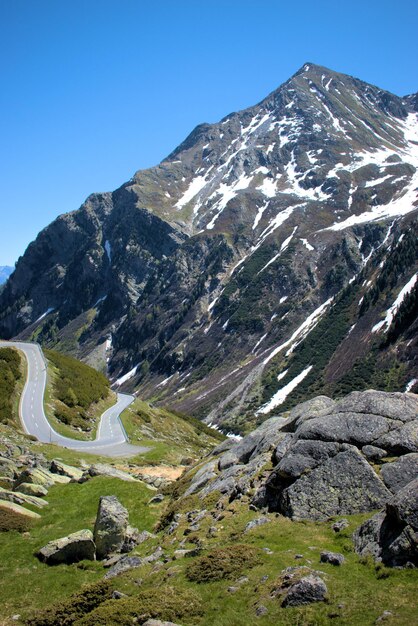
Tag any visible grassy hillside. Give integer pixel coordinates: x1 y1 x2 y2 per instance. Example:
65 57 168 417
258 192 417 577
44 349 114 438
120 399 225 465
2 481 416 626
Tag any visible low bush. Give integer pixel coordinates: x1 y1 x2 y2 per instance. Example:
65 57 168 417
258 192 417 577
74 586 203 625
26 581 113 626
186 544 261 583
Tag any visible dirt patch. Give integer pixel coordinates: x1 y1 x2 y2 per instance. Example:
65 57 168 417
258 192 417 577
117 464 185 481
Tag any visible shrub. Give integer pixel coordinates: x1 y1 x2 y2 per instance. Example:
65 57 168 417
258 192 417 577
74 586 203 625
186 544 261 583
26 581 113 626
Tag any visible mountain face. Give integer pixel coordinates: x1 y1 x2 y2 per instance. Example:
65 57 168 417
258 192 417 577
0 63 417 431
0 267 13 286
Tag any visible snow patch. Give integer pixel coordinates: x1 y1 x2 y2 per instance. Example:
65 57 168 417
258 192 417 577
257 366 313 414
115 364 139 386
372 272 417 333
104 240 112 262
300 238 314 251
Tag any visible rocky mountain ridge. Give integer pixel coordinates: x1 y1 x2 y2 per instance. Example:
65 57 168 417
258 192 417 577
0 63 417 430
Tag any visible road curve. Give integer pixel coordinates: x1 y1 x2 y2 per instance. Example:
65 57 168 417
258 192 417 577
0 340 148 457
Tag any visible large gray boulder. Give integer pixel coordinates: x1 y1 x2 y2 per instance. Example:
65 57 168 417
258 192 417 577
353 478 418 567
278 446 391 520
380 454 418 493
37 529 95 565
93 495 129 559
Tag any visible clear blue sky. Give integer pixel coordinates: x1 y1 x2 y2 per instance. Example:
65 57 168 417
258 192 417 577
1 0 417 265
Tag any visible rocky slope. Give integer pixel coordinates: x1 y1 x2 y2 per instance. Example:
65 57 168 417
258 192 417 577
180 389 418 565
0 64 417 429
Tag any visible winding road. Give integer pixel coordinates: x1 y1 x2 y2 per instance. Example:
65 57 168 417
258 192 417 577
0 341 148 457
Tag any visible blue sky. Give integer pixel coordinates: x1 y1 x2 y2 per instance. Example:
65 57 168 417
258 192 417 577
1 0 417 265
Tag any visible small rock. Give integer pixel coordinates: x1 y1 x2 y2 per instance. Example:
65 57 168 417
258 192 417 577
255 605 268 616
104 555 143 579
228 586 239 593
112 590 127 599
148 493 165 504
376 611 394 623
320 551 345 566
260 575 269 582
245 517 270 532
167 522 179 535
262 547 273 554
294 554 304 560
332 519 349 532
236 576 249 585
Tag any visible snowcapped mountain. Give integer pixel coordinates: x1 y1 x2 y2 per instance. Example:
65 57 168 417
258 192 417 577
0 63 417 430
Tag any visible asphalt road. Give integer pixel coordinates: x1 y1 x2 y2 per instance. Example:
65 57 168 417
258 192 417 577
0 340 148 457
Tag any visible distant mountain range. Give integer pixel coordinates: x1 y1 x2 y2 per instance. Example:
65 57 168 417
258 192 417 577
0 63 417 432
0 266 13 286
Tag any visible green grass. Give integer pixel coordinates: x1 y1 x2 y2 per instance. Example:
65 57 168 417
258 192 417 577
1 473 417 625
0 476 158 621
119 399 223 465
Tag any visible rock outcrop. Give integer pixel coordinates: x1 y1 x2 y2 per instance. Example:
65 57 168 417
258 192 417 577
182 391 418 522
353 478 418 567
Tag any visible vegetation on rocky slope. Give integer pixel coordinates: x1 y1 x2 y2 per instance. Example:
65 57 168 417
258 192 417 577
0 347 22 424
44 349 111 432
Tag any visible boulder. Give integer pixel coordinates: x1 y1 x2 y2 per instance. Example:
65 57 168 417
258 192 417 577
380 454 418 493
275 440 340 479
280 395 336 432
362 445 387 461
375 421 418 454
278 446 391 520
37 529 95 564
14 466 70 489
296 412 392 447
282 574 327 607
15 482 48 497
0 487 48 509
0 457 18 478
93 495 129 559
334 390 418 422
0 500 41 531
353 478 418 567
81 464 137 483
50 459 83 481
